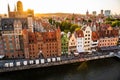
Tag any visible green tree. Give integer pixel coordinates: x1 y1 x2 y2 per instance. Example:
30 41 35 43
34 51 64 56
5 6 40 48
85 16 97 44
88 19 92 23
60 21 71 31
106 17 115 21
105 21 112 25
55 22 60 28
49 18 53 25
112 21 120 27
70 24 79 33
75 27 81 31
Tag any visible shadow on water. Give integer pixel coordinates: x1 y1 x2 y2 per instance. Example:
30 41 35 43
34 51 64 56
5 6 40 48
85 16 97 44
0 57 120 80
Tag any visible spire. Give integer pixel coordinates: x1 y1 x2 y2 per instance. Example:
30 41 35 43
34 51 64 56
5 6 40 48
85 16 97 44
8 4 10 12
8 4 10 17
86 9 89 16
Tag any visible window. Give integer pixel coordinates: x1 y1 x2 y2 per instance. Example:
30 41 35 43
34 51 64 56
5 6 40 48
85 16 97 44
94 40 97 42
4 50 7 53
19 30 21 33
9 43 13 49
10 50 14 53
9 40 12 43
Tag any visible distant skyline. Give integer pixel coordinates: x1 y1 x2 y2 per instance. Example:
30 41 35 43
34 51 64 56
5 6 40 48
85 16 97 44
0 0 120 14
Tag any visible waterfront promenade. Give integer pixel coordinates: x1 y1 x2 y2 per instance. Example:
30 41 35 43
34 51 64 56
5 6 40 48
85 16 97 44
0 50 119 73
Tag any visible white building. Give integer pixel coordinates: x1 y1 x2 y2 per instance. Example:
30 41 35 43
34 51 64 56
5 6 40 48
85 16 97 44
76 30 84 53
82 25 92 52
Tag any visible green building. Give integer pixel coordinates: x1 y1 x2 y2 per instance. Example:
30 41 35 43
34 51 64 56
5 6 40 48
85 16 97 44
61 33 69 55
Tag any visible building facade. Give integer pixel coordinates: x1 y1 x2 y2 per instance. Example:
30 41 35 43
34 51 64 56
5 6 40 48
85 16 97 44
0 32 4 55
61 32 68 55
76 30 84 53
82 26 92 52
91 31 99 51
98 27 118 48
68 33 77 54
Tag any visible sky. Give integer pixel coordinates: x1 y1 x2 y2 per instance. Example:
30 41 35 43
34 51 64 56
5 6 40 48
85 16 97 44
0 0 120 14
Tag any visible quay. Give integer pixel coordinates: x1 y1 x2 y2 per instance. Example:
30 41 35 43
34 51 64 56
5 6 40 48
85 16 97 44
0 51 119 73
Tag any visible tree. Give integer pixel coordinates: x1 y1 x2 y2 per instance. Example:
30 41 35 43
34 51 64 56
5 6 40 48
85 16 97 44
60 21 71 31
105 21 112 25
75 27 81 31
112 21 120 27
55 22 60 28
70 24 79 33
88 19 92 23
49 18 53 25
106 17 115 21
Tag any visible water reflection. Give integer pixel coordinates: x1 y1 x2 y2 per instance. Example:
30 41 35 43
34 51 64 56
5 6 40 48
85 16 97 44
0 57 120 80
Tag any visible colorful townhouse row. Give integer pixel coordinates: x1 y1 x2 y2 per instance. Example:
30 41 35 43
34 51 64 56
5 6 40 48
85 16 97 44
0 16 120 59
61 24 119 55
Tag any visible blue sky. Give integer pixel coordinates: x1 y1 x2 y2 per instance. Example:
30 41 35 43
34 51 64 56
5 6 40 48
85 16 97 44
0 0 120 14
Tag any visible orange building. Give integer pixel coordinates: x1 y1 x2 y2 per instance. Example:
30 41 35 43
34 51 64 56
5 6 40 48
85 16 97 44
28 32 38 59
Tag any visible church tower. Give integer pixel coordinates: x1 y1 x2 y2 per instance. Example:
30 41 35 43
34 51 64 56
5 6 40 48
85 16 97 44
86 10 89 16
17 1 23 12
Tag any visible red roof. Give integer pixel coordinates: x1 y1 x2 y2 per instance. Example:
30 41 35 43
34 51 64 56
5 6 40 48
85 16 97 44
75 30 84 38
98 29 118 38
92 31 99 40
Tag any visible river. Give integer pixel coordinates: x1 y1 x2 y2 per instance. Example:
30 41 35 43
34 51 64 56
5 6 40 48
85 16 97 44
0 57 120 80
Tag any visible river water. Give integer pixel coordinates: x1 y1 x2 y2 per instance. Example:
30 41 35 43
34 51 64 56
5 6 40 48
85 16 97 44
0 57 120 80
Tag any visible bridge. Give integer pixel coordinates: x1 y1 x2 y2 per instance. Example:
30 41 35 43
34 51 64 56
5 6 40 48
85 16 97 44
0 51 117 73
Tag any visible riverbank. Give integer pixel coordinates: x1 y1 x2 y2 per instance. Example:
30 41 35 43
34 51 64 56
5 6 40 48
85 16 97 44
0 57 120 80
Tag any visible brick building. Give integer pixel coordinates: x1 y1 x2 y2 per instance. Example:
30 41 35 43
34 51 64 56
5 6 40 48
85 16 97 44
0 17 28 59
25 28 61 59
98 27 118 48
